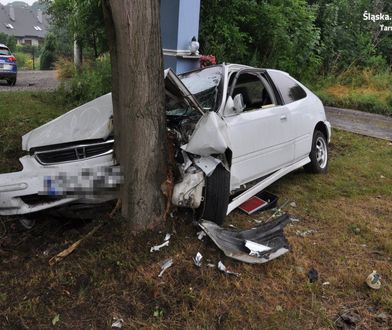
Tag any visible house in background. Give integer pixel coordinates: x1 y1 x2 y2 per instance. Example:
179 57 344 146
0 4 49 47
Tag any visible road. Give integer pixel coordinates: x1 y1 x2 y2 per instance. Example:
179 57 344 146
325 106 392 141
0 70 59 92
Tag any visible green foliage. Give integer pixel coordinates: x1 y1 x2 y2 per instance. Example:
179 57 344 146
0 33 17 52
44 0 108 59
57 55 112 106
40 34 57 70
200 0 321 79
14 52 33 70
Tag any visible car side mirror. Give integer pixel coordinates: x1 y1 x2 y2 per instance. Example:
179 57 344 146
224 94 245 116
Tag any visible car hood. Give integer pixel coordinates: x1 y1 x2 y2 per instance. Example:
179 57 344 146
22 69 204 151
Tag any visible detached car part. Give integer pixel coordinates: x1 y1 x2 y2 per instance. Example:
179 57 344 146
199 214 291 264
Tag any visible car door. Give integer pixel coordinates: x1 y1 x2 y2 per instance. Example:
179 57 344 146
267 70 313 161
223 70 295 190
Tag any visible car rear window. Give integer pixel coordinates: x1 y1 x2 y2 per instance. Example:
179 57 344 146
0 47 11 55
269 71 306 104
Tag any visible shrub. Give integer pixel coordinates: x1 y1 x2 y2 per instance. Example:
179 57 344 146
57 54 112 106
14 52 32 70
54 57 76 80
40 34 56 70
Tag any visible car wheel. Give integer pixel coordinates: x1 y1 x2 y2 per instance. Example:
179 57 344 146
304 130 328 174
7 78 16 86
198 164 230 225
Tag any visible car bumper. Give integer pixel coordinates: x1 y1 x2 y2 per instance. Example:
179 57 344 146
0 154 118 216
0 71 16 78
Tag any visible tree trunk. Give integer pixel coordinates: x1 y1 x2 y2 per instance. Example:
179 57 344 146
102 0 168 231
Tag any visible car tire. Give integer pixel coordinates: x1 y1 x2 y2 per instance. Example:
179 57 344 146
304 130 328 174
7 78 16 86
198 164 230 225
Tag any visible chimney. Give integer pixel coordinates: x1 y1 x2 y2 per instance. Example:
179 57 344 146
37 9 43 24
9 6 15 21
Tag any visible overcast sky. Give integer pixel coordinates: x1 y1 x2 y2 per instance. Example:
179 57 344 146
0 0 36 5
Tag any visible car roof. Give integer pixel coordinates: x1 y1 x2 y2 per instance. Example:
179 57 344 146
0 43 9 49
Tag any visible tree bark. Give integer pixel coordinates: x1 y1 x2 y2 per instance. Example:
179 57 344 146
102 0 168 231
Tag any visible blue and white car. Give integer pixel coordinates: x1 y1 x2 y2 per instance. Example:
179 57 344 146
0 43 17 86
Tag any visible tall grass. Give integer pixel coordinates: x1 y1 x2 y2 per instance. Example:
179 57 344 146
312 68 392 115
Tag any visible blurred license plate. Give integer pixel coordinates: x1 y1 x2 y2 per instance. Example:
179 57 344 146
42 167 123 196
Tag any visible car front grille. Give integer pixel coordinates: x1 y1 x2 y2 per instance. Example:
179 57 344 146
34 140 114 165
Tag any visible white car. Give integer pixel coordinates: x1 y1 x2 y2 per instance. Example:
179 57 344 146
0 64 331 224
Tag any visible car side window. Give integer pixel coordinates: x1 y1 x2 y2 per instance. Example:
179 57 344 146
231 73 274 111
268 71 306 104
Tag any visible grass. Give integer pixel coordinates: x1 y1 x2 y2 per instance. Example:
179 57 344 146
312 69 392 116
0 92 391 329
0 92 71 172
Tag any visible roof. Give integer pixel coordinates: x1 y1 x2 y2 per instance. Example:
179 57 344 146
0 4 49 39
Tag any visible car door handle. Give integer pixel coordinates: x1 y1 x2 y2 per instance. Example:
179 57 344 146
280 115 287 121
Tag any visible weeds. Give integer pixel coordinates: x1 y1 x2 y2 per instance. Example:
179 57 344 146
311 68 392 115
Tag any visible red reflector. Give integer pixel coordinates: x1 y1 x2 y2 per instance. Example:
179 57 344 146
239 196 268 215
6 56 16 62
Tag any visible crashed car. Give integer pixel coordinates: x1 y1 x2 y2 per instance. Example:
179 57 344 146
0 64 331 224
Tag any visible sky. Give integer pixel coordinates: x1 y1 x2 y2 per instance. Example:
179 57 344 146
0 0 36 5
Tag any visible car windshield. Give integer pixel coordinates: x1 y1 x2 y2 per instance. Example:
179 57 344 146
180 66 223 112
166 66 224 117
0 47 11 55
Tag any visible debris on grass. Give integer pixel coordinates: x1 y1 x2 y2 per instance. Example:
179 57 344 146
193 252 203 267
289 202 297 208
245 240 271 257
49 223 103 266
217 261 240 277
51 314 60 326
335 309 361 329
366 270 381 289
375 312 389 323
238 191 278 215
295 229 316 238
111 317 124 329
196 230 206 241
150 233 171 253
199 214 290 264
308 268 318 283
19 218 36 230
158 258 173 278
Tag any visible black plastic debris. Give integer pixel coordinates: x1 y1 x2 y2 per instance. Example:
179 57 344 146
307 268 319 283
199 214 290 264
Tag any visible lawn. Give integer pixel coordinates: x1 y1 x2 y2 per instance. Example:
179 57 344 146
0 92 391 329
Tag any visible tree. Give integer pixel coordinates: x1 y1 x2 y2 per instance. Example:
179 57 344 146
102 0 169 230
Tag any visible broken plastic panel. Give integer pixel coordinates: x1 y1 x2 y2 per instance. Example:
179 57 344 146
199 214 290 264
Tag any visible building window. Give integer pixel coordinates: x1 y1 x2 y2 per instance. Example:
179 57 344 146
5 23 14 29
24 39 32 46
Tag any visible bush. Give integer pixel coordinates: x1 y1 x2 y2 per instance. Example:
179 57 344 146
40 34 56 70
14 52 32 70
57 54 112 106
54 57 76 80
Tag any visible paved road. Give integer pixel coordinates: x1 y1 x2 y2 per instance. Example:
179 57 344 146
0 70 59 92
325 106 392 141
